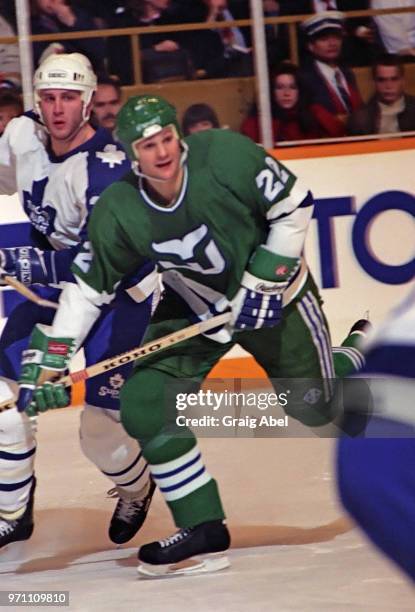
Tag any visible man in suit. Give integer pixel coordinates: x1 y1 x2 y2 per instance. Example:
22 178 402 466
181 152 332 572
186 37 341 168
279 0 376 65
299 12 363 136
348 54 415 135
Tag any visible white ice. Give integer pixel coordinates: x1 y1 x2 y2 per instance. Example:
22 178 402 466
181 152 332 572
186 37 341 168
0 407 413 611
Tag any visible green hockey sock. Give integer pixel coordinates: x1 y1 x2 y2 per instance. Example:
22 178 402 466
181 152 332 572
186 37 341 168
168 479 225 528
333 330 366 377
146 439 226 528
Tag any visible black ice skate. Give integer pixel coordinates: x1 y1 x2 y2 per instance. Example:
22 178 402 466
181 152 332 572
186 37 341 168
0 477 36 550
349 319 372 335
137 520 231 577
109 479 156 545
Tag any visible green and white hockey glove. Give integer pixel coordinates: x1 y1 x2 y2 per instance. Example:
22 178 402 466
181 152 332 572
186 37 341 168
17 324 76 416
231 246 301 330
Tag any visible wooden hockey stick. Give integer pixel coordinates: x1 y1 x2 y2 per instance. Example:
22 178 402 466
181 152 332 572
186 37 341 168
3 276 59 310
0 311 231 413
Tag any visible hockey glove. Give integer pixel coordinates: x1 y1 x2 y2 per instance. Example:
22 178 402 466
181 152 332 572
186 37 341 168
0 246 51 286
17 324 76 416
231 246 301 331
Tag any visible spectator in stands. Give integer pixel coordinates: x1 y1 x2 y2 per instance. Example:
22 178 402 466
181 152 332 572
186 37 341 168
182 103 220 135
204 1 250 54
30 0 106 71
0 90 23 135
348 54 415 134
132 0 183 52
299 12 363 136
280 0 375 66
107 0 192 84
183 0 253 78
0 10 20 89
76 0 129 29
262 0 289 64
372 0 415 58
92 75 123 134
215 0 280 59
241 62 337 143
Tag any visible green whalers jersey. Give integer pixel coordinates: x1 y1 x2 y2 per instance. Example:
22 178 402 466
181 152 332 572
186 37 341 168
72 129 309 315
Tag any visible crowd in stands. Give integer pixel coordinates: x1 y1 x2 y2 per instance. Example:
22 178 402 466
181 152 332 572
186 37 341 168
242 10 415 142
0 1 415 142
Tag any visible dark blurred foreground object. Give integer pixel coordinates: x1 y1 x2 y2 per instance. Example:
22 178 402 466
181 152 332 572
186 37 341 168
337 287 415 582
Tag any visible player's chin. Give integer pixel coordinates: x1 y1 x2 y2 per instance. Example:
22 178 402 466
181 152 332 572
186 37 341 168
103 120 116 130
155 161 177 179
50 125 70 139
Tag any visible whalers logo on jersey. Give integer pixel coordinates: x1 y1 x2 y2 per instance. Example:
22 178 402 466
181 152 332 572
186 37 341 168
152 224 226 275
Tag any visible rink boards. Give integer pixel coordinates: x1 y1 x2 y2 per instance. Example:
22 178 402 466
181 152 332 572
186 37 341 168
0 138 414 380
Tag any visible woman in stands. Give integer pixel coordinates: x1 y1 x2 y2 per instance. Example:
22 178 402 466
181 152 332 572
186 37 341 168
241 62 342 144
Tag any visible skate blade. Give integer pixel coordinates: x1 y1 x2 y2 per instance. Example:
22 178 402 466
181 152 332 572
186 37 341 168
0 539 31 562
137 552 230 578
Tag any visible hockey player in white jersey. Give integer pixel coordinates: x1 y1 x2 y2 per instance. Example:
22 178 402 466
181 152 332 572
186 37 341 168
337 286 415 581
0 53 156 550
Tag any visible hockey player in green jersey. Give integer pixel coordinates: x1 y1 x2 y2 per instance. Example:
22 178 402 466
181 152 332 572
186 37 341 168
16 95 366 576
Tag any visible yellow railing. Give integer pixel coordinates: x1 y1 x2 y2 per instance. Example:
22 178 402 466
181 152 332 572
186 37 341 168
0 6 414 84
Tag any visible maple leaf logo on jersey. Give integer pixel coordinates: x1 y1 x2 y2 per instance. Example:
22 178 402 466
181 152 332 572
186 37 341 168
96 145 126 169
109 373 124 390
98 372 125 398
23 177 56 235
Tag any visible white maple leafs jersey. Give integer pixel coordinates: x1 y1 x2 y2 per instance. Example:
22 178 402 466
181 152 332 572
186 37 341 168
0 112 131 251
364 285 415 378
354 286 415 425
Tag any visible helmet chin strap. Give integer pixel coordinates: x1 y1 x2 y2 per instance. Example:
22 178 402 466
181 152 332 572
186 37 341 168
132 162 170 183
132 141 189 184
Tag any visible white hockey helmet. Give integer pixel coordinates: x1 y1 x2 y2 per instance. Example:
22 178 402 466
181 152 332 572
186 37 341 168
34 53 97 123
